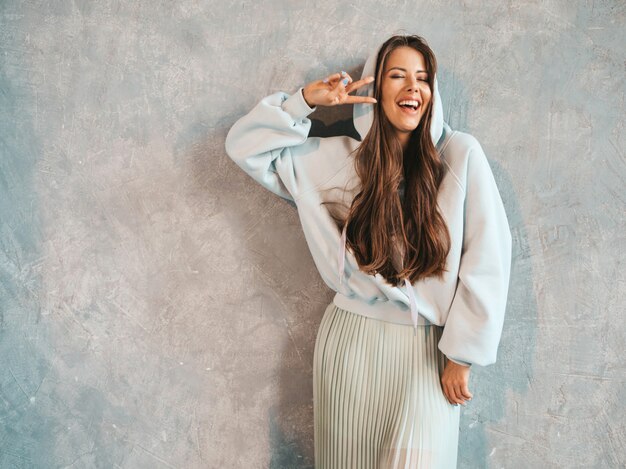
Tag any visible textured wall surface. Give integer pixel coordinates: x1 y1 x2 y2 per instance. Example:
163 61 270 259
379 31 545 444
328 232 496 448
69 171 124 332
1 1 624 468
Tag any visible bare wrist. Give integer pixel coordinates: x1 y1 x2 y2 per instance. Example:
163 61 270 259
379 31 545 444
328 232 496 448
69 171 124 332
301 87 314 108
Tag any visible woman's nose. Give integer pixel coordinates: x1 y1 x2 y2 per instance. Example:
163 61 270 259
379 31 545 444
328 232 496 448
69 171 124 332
406 77 420 90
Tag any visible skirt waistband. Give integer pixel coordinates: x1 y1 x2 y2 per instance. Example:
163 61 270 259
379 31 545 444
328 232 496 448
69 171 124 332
332 292 432 327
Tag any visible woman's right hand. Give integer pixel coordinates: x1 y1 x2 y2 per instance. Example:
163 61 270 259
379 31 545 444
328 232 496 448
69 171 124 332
302 71 377 108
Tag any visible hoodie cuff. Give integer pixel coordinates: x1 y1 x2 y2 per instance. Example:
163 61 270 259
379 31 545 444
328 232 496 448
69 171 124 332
447 356 472 367
281 87 316 121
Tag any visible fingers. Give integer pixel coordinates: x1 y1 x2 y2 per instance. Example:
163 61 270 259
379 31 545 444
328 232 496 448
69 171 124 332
349 96 378 104
345 76 377 104
460 383 473 400
322 70 353 84
444 382 468 406
345 75 373 92
333 71 353 93
441 364 472 406
321 72 377 105
322 71 350 87
319 71 350 106
322 72 342 85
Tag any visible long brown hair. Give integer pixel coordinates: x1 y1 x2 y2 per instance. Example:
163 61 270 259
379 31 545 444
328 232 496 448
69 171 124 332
322 34 451 288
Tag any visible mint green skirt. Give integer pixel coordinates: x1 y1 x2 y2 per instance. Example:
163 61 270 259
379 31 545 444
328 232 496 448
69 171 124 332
313 302 461 469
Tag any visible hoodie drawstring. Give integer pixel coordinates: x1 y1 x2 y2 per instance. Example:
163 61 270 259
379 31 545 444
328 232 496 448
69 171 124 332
404 277 419 336
338 223 419 335
338 223 347 286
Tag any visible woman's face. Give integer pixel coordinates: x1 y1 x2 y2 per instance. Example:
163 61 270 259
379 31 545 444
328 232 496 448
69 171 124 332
380 46 432 150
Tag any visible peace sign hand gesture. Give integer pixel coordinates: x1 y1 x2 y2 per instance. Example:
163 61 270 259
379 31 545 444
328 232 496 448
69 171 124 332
302 71 377 108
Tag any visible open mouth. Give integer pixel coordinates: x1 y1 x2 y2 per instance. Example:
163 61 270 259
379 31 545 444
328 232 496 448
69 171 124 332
397 102 420 113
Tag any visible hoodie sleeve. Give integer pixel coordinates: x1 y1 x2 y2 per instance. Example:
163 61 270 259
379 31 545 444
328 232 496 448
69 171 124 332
224 87 317 202
438 141 513 367
447 357 472 367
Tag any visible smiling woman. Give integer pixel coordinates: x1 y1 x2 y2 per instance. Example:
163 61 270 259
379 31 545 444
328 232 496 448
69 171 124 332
381 49 433 151
225 33 513 468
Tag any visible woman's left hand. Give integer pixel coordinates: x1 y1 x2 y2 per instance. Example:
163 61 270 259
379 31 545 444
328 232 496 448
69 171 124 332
441 360 473 406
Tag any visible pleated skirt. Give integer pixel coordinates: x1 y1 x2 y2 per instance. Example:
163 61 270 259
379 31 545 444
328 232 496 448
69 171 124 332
313 302 460 469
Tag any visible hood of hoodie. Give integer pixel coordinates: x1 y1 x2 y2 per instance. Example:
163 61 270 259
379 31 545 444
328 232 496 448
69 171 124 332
352 41 446 147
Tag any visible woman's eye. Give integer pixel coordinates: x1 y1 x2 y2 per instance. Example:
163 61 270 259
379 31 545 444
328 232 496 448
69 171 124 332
391 75 428 82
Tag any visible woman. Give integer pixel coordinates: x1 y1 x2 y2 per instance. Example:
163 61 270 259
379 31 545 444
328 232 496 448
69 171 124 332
225 34 512 469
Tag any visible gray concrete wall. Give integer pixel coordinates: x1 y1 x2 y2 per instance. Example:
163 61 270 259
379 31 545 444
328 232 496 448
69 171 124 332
1 1 623 467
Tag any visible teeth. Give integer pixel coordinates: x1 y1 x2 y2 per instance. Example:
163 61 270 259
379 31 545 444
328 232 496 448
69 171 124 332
398 100 419 107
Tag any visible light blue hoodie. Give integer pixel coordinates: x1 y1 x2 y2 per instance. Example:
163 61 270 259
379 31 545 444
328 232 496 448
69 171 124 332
224 42 513 367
